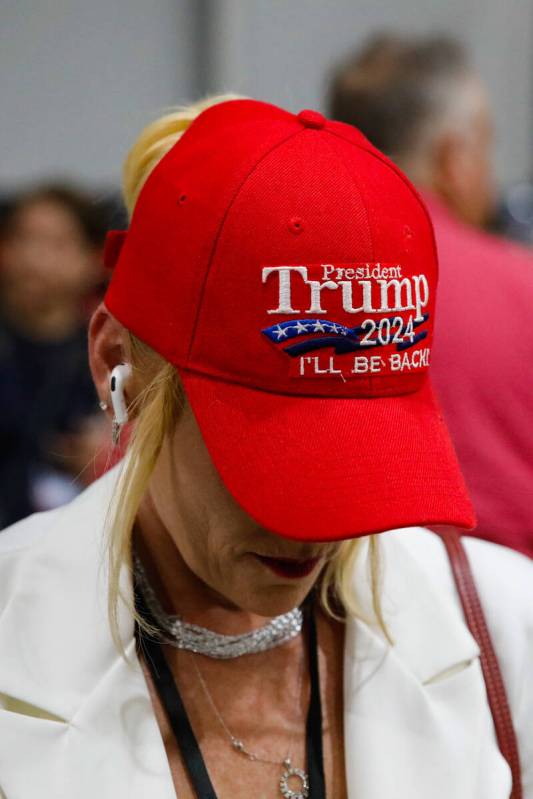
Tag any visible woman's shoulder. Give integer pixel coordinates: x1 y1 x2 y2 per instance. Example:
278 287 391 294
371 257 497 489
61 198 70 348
461 534 533 689
462 533 533 613
0 506 62 554
391 527 532 628
0 507 65 603
387 528 532 704
0 465 120 548
396 527 532 608
0 465 122 601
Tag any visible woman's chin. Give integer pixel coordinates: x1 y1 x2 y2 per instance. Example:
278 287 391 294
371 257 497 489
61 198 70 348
227 574 318 618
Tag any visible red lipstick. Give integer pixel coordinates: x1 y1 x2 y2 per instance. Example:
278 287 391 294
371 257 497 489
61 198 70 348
254 554 321 579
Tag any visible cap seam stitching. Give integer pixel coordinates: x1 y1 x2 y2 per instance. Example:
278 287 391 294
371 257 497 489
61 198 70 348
327 127 440 273
185 126 305 364
320 132 376 261
320 131 378 395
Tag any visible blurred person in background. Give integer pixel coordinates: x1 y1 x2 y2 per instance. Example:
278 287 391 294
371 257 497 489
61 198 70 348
329 34 533 558
0 183 111 527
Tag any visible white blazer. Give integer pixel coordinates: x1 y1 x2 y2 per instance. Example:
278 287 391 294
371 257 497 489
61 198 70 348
0 466 531 799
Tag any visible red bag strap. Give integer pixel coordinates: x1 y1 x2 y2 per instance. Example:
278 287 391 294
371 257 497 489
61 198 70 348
437 529 522 798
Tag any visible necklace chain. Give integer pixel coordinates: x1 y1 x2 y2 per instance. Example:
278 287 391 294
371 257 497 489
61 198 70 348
190 644 310 798
133 552 304 659
191 649 306 767
134 550 311 797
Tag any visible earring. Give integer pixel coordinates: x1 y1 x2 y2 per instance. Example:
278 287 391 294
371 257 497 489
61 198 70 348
99 400 108 411
110 363 132 445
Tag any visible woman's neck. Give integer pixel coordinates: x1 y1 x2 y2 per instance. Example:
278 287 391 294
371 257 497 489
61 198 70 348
134 493 286 637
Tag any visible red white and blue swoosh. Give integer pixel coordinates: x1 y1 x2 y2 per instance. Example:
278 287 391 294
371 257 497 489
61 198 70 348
262 316 428 357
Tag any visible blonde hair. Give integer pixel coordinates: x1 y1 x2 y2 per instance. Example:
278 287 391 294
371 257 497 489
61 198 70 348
106 94 391 656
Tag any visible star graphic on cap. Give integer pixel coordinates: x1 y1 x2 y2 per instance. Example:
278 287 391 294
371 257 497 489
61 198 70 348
313 321 326 333
294 320 309 334
273 324 288 340
329 323 341 334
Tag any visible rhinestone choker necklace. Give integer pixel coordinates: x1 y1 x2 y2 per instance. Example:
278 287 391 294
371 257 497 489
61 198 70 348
133 553 303 659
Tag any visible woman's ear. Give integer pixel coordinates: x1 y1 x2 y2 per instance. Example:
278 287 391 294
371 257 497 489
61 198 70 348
88 304 131 414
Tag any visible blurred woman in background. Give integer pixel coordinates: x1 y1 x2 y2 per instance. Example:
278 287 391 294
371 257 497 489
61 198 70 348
0 184 109 526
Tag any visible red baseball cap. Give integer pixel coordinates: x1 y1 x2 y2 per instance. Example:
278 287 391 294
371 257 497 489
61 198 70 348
104 98 475 541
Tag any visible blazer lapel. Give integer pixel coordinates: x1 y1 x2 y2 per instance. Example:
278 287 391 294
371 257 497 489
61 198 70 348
0 466 177 799
343 530 512 799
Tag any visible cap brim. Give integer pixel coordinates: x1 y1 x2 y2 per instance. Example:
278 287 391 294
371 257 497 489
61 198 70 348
180 371 476 542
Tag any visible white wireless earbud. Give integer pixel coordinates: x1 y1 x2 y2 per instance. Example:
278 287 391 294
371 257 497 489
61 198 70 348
110 363 132 444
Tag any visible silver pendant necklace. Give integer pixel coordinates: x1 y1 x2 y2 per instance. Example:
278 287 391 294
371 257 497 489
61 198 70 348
133 551 310 797
133 552 303 659
192 652 309 799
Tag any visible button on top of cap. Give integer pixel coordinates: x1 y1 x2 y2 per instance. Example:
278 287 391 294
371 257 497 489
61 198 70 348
297 109 326 129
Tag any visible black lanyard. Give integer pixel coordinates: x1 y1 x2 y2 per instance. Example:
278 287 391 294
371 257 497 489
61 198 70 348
134 582 326 799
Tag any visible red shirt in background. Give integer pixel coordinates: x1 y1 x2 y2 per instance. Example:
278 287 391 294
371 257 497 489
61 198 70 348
426 193 533 558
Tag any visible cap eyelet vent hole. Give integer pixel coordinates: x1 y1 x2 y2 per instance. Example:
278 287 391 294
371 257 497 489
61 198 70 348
178 194 188 205
289 216 304 235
